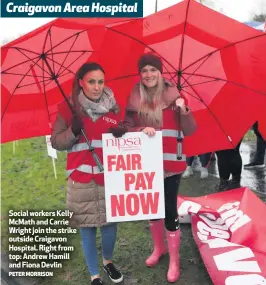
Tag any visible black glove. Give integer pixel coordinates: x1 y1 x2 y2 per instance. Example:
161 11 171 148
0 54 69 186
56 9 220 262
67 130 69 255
71 115 83 137
109 126 128 138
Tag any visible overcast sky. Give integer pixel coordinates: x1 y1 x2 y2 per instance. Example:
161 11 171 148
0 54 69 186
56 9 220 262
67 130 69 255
0 0 266 44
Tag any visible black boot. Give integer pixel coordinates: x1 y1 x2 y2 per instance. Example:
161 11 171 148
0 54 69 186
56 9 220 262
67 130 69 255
91 278 104 285
228 177 241 189
216 179 229 191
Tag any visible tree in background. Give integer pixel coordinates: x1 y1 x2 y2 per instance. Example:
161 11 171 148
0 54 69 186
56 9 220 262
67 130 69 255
253 14 266 21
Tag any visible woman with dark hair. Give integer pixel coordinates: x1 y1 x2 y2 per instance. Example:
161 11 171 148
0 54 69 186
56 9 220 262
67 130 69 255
51 62 124 285
122 53 196 282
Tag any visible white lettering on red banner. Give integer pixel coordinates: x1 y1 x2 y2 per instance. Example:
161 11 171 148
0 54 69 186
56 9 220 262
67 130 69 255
178 201 201 223
225 274 266 285
214 248 261 272
178 191 266 285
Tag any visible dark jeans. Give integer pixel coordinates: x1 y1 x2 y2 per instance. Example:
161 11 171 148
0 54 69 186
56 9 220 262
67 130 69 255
186 153 212 168
151 174 181 232
216 141 242 181
253 122 266 163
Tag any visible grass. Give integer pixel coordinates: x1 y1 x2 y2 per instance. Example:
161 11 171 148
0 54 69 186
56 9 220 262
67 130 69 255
243 130 256 141
0 135 260 285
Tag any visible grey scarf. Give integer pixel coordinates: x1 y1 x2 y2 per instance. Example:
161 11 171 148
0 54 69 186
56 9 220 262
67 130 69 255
78 87 116 122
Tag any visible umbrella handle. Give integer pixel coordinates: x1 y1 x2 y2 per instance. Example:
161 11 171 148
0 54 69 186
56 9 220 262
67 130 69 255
176 106 183 160
80 129 104 172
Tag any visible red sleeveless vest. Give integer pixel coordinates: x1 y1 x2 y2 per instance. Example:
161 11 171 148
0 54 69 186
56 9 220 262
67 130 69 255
59 101 121 184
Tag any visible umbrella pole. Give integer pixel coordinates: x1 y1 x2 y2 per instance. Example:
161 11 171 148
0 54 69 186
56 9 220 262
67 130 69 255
176 107 184 160
176 75 184 161
42 56 104 172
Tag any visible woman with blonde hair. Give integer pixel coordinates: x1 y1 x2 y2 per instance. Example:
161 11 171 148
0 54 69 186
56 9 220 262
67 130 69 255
123 54 196 282
51 62 125 285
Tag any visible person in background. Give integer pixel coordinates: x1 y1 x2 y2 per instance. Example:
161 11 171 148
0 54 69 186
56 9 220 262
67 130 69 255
244 122 265 169
114 53 196 283
182 153 212 179
51 63 124 285
215 140 242 191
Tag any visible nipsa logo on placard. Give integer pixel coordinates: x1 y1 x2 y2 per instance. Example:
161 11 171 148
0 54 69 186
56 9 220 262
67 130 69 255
106 137 141 151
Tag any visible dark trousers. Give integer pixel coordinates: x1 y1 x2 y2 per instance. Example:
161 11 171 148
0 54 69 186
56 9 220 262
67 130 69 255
186 153 212 168
253 122 266 163
216 141 242 181
151 174 181 232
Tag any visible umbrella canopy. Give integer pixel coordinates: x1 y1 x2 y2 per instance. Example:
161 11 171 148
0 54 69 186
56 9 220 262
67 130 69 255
94 0 266 156
244 20 266 139
1 17 132 143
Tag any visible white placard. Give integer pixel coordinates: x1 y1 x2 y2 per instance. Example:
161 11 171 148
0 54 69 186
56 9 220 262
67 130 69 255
102 131 165 222
45 135 57 159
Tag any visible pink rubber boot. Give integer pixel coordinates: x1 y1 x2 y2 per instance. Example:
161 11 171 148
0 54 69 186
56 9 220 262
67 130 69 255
145 220 168 267
166 229 181 282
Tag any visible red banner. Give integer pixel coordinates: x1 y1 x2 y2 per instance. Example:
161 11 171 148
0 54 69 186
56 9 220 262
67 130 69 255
178 188 266 285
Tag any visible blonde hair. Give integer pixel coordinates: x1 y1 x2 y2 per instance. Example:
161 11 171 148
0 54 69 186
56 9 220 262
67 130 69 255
139 73 165 128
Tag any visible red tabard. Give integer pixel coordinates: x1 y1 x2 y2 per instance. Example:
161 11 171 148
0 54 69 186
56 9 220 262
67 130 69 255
161 106 187 174
132 105 187 174
59 101 121 184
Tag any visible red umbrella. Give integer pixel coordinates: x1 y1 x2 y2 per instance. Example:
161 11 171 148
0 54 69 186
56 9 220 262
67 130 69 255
94 0 266 156
1 17 132 143
2 2 266 156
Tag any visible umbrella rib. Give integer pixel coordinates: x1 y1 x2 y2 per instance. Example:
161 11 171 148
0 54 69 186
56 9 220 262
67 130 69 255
178 0 191 71
57 52 90 78
182 78 219 88
162 72 176 75
1 57 43 120
55 71 76 80
182 33 266 73
40 71 73 90
46 55 76 75
1 55 41 73
17 78 52 89
57 33 80 76
183 72 266 96
106 73 139 82
181 74 235 147
16 48 51 77
42 28 58 80
181 54 212 88
45 29 89 54
42 59 52 125
42 27 51 55
105 71 178 83
44 78 55 88
106 26 177 72
1 71 50 79
48 28 56 75
2 46 40 56
162 63 178 86
46 50 94 55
